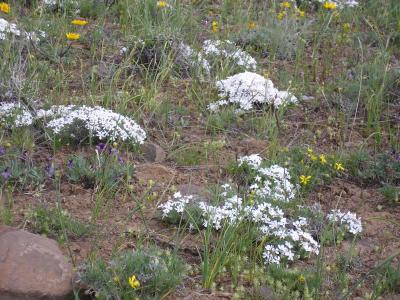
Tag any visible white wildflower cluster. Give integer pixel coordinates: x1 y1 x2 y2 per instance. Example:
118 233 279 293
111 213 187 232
0 102 146 144
238 153 263 169
176 42 211 74
41 0 80 13
36 105 146 144
327 209 363 235
239 154 297 202
159 182 319 265
252 205 320 264
199 193 243 230
0 18 46 42
208 72 297 113
202 40 257 71
0 102 34 127
159 155 362 265
159 192 193 218
0 18 20 40
316 0 358 7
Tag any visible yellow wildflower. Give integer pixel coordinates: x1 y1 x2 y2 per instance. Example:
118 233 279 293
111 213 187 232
128 275 140 289
309 154 317 161
113 276 120 284
0 2 10 13
300 175 312 185
66 32 80 40
280 1 291 9
343 23 351 33
277 11 287 20
319 154 327 164
323 1 337 10
307 147 313 154
297 9 305 17
298 274 306 283
157 1 168 8
334 162 345 171
71 19 88 26
211 20 218 33
248 21 256 30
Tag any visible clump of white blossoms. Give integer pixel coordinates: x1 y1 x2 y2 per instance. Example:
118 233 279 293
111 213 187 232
159 182 319 265
0 18 46 42
159 154 362 266
316 0 358 7
327 209 363 235
37 105 146 144
0 102 146 144
208 72 297 113
202 40 257 71
159 192 193 218
0 18 21 40
176 42 211 75
0 102 34 127
239 154 297 202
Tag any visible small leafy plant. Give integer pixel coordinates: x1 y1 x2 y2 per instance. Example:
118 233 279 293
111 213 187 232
79 246 186 299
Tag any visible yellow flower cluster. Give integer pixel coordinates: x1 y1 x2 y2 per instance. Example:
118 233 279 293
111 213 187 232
211 20 218 33
0 2 10 13
128 274 140 289
277 1 305 20
323 1 337 10
157 1 168 8
248 21 256 30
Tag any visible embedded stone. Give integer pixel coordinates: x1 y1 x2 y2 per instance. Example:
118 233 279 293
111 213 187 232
0 225 73 300
142 142 166 163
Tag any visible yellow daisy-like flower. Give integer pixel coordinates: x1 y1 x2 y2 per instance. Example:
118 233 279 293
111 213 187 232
71 19 88 26
280 1 291 9
323 1 337 10
297 9 305 17
157 1 168 8
277 11 287 20
128 275 140 289
0 2 10 13
300 175 312 185
334 162 345 171
66 32 80 40
298 274 306 283
211 20 218 33
248 22 256 30
319 154 327 164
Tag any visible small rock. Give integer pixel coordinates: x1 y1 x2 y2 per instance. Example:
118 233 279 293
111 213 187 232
237 138 268 156
252 286 276 300
0 225 73 300
135 163 176 183
142 142 166 163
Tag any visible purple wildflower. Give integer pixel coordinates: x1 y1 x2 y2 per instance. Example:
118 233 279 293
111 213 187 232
67 159 73 168
96 143 107 152
45 163 55 178
0 146 5 156
19 151 28 162
1 167 11 181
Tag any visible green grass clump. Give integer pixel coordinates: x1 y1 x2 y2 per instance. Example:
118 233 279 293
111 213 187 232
28 203 92 243
79 246 186 300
